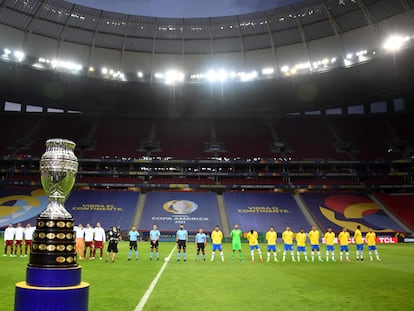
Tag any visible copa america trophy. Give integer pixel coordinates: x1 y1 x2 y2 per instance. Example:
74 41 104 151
15 139 89 311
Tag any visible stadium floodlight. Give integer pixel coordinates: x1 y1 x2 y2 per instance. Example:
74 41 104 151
280 65 289 73
206 69 228 82
346 53 353 59
13 50 25 62
154 72 164 79
4 48 11 56
101 67 108 75
165 70 184 84
88 66 95 72
137 71 143 78
383 35 409 52
261 67 274 75
240 70 258 82
344 59 352 67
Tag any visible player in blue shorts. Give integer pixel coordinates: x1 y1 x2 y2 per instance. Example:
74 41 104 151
282 226 296 262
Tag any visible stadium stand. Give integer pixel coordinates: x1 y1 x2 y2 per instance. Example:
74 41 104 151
374 193 414 231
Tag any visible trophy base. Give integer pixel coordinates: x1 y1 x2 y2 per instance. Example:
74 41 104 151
15 266 89 311
15 281 89 311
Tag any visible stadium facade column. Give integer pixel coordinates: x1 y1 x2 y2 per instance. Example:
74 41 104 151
14 139 89 311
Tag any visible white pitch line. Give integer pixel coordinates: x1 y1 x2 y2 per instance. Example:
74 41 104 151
134 246 176 311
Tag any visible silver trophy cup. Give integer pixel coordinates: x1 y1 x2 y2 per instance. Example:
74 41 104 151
39 138 78 219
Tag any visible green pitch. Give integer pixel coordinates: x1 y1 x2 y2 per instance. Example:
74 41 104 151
1 240 413 311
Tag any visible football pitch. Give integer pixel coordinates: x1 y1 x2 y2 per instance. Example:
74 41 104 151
1 241 413 311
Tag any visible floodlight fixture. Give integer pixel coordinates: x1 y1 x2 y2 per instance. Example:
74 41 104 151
383 35 409 52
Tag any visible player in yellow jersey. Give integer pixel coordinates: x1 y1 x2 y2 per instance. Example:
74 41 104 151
354 225 364 261
246 229 263 262
309 226 323 262
295 228 309 262
282 226 296 262
210 225 224 262
324 227 336 262
366 228 381 261
338 227 350 262
265 226 278 262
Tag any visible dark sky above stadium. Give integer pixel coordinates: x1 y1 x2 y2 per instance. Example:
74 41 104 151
67 0 302 18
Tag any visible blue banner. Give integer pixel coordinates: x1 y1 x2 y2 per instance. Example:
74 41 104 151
139 191 220 232
224 192 310 233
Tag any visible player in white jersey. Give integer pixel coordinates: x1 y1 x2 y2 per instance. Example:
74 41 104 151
24 223 35 256
14 223 25 257
83 223 95 260
93 222 106 260
4 223 15 256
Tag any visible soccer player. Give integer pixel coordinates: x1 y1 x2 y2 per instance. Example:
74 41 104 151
366 228 381 261
14 223 24 257
309 225 323 262
195 228 207 261
149 224 160 261
83 223 94 260
354 225 364 260
24 223 35 256
106 226 121 263
230 224 244 262
176 224 188 261
210 225 224 262
282 226 295 262
246 229 263 262
74 223 85 259
295 228 309 262
128 226 140 260
4 223 15 257
338 227 350 262
265 226 278 262
93 222 106 260
324 227 336 261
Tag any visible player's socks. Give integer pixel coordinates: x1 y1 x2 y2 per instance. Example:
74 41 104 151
196 254 199 261
239 252 243 261
340 253 343 261
156 251 159 259
346 253 349 261
267 252 270 262
311 252 315 262
291 251 296 262
135 250 138 259
297 253 300 262
202 254 206 261
220 251 224 261
304 253 309 261
375 250 380 260
251 250 255 261
183 252 187 261
150 252 153 260
128 249 132 259
177 252 181 260
211 252 215 261
282 251 286 262
273 252 278 262
318 251 322 261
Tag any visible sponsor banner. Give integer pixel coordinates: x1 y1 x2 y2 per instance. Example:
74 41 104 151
322 236 398 244
404 238 414 243
140 192 220 232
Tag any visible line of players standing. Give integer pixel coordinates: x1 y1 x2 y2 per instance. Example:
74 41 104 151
3 223 35 257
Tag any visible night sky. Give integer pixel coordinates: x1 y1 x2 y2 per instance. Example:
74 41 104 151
66 0 302 18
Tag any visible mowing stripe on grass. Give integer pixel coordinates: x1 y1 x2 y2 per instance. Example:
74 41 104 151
134 246 176 311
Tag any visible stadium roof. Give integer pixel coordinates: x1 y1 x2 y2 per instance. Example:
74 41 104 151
0 0 413 115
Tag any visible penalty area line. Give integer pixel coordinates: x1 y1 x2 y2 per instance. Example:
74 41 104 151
134 246 176 311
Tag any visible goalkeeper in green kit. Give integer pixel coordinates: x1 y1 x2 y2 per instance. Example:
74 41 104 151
231 224 244 262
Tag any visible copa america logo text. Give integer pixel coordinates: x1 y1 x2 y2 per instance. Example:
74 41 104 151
163 200 198 215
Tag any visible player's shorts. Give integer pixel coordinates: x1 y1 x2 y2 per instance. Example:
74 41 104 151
25 240 32 246
150 240 159 248
15 240 23 246
129 241 138 250
249 244 260 251
326 245 334 251
212 244 222 251
5 240 13 247
311 244 320 251
94 241 103 249
297 246 306 252
340 246 349 252
107 242 118 253
267 245 276 252
368 246 377 251
356 244 364 251
197 243 205 251
284 244 293 251
84 241 93 248
232 242 241 251
177 240 186 250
